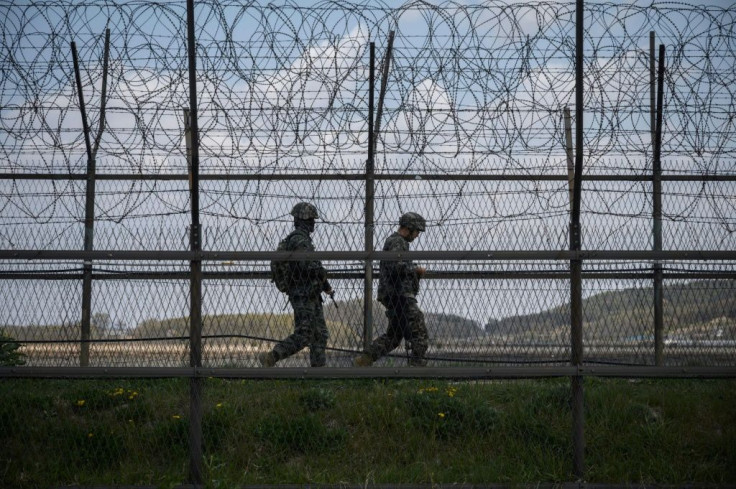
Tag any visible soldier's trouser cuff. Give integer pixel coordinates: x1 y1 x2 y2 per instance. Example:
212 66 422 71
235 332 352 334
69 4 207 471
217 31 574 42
362 347 381 362
272 345 288 360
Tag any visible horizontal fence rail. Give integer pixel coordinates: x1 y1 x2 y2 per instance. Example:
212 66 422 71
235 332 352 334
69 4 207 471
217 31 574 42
2 173 736 181
2 250 736 260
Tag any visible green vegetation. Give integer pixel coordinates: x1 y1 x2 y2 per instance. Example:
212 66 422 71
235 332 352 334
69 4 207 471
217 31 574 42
0 378 734 487
0 329 26 366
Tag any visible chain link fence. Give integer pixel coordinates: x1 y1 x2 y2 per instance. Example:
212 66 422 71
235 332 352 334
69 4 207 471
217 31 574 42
1 1 735 487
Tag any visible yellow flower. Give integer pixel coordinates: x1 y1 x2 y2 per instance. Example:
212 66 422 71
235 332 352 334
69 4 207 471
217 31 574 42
87 433 94 438
172 415 181 420
438 412 446 418
216 403 223 409
76 400 85 407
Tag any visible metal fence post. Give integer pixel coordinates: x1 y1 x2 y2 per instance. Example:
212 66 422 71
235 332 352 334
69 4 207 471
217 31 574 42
653 43 666 366
650 32 656 147
564 107 574 207
372 31 394 158
364 33 395 350
71 41 94 367
186 0 204 485
571 0 585 480
364 42 375 350
72 29 109 368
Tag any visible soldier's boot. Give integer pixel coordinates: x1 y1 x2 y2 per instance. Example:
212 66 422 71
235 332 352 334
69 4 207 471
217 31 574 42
407 339 427 367
258 351 277 367
353 353 374 367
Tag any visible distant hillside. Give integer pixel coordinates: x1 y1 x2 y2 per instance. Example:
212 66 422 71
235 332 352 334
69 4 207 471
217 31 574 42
484 279 736 342
2 323 101 342
130 312 358 347
121 301 482 348
6 280 732 347
324 298 484 341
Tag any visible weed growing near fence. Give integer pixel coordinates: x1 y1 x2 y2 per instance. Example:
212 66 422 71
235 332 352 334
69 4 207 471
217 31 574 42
0 330 25 366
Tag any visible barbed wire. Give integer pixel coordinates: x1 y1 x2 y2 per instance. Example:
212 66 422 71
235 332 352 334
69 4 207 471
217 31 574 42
0 1 734 252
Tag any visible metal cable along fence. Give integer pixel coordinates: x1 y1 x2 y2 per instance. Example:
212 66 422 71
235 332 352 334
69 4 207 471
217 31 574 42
0 0 735 487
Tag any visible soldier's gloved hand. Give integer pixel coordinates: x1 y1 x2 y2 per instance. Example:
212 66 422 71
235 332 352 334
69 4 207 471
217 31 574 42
325 288 338 308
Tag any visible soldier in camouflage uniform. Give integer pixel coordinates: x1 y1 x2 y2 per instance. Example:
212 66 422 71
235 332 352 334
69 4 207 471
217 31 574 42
259 202 334 367
354 212 429 367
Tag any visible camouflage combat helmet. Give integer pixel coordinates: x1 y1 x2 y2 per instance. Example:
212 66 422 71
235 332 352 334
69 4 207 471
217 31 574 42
399 212 426 232
290 202 319 220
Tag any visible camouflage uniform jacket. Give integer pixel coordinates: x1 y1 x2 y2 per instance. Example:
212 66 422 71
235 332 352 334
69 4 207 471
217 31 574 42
285 225 331 298
377 232 420 302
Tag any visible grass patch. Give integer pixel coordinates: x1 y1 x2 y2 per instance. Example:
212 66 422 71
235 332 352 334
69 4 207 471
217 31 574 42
256 413 348 454
0 378 733 487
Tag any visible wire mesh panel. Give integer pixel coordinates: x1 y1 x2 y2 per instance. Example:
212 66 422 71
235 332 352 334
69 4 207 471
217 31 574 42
0 277 82 366
661 277 736 366
0 179 86 250
92 180 192 251
0 275 192 367
662 180 736 251
199 270 573 368
91 278 192 367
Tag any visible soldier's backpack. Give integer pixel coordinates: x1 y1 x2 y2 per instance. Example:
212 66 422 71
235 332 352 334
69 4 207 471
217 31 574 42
270 234 292 293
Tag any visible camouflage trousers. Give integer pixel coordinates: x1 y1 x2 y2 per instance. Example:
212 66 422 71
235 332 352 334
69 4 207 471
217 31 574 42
273 295 329 367
367 295 428 366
